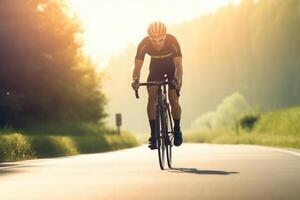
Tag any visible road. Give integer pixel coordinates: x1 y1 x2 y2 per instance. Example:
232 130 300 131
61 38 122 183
1 144 300 200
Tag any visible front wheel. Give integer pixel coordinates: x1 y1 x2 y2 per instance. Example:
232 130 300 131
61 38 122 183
156 105 165 170
165 104 173 168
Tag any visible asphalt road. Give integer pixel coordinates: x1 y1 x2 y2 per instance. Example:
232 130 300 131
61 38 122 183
1 144 300 200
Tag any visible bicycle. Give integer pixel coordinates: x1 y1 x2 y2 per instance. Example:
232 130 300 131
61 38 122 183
134 76 180 170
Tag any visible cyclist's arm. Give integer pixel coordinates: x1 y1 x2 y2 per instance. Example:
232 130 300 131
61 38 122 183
170 35 183 85
132 59 143 81
133 38 147 81
173 56 183 84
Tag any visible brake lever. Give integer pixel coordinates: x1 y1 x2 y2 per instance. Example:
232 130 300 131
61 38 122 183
176 89 180 97
135 89 139 99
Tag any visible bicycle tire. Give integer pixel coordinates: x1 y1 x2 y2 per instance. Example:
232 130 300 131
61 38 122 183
166 104 173 168
156 104 165 170
160 103 169 169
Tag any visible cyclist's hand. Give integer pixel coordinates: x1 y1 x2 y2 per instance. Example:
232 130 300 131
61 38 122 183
172 77 182 91
131 79 140 91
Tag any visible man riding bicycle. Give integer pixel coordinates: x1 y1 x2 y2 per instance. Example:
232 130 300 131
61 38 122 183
131 21 183 149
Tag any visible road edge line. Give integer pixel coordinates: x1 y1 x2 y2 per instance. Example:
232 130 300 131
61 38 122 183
255 145 300 158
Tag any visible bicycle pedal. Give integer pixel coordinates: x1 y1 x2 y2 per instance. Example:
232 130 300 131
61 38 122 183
148 143 157 150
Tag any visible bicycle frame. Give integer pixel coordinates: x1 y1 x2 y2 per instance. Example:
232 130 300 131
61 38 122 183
134 77 178 169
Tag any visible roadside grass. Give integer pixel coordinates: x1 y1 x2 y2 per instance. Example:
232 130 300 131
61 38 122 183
185 129 300 149
17 121 111 136
30 135 78 158
253 106 300 136
104 131 139 150
0 133 35 161
73 131 139 153
185 106 300 149
0 123 139 161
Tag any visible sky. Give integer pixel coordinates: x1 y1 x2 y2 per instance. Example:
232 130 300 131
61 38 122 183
66 0 242 69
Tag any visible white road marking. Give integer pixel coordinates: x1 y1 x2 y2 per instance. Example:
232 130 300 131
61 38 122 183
255 145 300 158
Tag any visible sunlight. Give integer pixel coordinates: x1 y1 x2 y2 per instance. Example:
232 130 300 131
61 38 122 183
66 0 241 70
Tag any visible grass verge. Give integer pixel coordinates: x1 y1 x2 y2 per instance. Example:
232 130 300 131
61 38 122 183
185 129 300 149
0 128 139 161
186 106 300 149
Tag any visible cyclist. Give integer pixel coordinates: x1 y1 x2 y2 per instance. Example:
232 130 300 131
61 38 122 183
131 21 183 149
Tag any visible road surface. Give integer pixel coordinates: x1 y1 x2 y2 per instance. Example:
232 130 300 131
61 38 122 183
1 144 300 200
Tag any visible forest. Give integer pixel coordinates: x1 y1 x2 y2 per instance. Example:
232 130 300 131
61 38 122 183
0 0 107 128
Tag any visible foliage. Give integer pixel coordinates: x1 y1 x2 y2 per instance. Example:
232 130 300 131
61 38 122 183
239 113 260 130
185 129 300 148
30 135 78 157
0 131 139 161
191 92 253 130
185 106 300 149
254 106 300 135
0 0 106 128
0 133 35 161
170 0 300 114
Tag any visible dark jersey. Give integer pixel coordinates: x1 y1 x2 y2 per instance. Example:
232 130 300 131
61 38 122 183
135 33 182 61
135 34 182 89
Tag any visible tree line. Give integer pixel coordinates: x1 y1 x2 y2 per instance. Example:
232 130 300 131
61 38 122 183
0 0 106 128
171 0 300 111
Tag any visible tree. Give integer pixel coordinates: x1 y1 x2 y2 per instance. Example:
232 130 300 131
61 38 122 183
0 0 107 128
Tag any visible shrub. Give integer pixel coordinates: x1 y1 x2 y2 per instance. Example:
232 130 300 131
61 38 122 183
240 114 260 131
30 136 78 158
0 133 34 161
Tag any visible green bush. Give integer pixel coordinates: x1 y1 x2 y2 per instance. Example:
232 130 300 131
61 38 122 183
19 121 113 136
73 132 139 153
105 132 139 150
0 126 139 161
0 133 34 161
254 107 300 135
73 134 110 153
30 136 78 158
239 114 260 131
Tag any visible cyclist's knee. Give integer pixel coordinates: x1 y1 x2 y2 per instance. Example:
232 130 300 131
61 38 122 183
147 86 158 103
169 97 179 108
148 97 156 106
168 90 179 107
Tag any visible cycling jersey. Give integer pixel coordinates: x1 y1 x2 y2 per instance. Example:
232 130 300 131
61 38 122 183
135 34 182 89
135 33 182 60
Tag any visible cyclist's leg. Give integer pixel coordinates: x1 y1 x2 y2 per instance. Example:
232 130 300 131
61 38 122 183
147 74 159 148
168 89 181 120
166 67 181 122
147 61 167 148
167 69 183 146
168 89 183 146
147 85 158 120
146 65 164 122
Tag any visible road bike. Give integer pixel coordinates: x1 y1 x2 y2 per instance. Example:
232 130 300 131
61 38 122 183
134 77 180 170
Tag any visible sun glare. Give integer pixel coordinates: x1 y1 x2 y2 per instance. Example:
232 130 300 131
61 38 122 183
66 0 241 70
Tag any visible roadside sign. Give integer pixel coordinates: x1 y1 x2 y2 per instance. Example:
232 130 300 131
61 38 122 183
116 113 122 126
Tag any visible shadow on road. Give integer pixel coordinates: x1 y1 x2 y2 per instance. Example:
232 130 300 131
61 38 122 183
0 163 35 176
168 168 239 176
0 168 22 176
0 163 20 168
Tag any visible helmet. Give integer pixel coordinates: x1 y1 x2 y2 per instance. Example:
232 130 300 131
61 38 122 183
147 21 167 37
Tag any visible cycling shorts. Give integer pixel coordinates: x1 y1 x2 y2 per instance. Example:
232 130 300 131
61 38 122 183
147 57 176 90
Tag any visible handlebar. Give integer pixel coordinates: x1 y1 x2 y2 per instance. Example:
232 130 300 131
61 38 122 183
134 80 180 99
